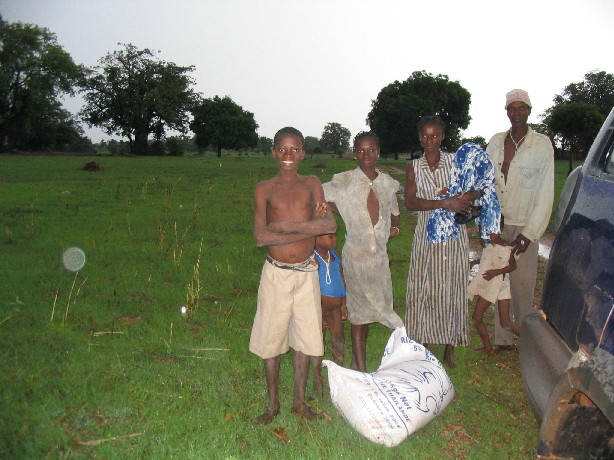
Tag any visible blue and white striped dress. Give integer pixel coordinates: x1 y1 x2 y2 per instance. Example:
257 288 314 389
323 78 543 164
405 152 470 346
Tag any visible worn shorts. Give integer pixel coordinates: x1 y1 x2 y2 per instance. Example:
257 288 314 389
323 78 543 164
468 275 511 305
249 256 323 359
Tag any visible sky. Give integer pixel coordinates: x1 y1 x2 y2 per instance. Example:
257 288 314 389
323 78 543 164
2 0 613 143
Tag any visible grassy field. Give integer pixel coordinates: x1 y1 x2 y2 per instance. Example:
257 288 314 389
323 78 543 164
0 153 579 459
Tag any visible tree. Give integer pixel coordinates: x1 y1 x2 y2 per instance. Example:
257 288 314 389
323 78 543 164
551 70 614 118
190 96 258 157
0 19 84 151
257 136 273 154
542 70 614 162
529 122 554 138
367 70 471 159
304 136 321 154
31 105 92 152
320 122 351 158
461 135 486 149
103 139 130 155
81 43 199 155
165 136 186 156
548 102 604 174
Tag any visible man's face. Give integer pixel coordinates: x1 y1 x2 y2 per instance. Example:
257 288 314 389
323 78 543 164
272 135 305 171
507 101 531 128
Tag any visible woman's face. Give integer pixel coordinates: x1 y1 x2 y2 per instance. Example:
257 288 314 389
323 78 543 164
419 124 445 155
354 137 379 171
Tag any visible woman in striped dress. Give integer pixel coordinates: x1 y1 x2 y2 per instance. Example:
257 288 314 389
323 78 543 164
404 116 480 367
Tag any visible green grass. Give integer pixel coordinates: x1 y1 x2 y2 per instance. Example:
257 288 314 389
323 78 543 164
0 153 577 458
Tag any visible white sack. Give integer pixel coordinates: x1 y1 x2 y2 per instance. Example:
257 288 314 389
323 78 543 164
323 327 455 447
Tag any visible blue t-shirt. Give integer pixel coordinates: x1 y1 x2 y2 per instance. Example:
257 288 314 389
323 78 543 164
314 249 346 297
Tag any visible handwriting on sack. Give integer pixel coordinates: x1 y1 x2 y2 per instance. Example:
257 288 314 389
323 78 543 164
323 327 455 447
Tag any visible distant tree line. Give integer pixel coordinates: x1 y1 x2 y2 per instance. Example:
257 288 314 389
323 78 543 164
1 17 612 160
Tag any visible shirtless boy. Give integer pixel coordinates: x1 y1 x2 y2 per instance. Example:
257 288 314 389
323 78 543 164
250 127 336 425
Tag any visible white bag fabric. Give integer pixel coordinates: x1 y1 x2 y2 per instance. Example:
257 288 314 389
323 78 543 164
323 327 455 447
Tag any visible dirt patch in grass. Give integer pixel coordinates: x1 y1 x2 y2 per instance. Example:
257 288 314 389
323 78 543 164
82 161 103 171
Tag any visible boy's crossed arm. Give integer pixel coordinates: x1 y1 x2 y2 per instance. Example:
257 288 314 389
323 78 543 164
254 182 336 247
267 203 334 233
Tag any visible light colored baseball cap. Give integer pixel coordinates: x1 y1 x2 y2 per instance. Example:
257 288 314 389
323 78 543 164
505 89 532 109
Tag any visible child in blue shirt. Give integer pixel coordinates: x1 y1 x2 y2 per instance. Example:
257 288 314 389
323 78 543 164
311 232 347 396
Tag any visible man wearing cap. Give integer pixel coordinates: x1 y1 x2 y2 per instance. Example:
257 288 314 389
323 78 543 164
485 89 554 352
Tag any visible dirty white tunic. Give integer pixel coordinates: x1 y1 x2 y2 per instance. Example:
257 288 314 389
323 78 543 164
323 168 403 329
468 244 513 304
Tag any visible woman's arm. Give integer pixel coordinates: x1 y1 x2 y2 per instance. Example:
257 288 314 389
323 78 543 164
404 162 473 213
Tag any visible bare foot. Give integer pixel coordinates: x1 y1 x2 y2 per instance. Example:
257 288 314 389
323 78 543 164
255 408 279 425
475 347 496 355
291 403 323 421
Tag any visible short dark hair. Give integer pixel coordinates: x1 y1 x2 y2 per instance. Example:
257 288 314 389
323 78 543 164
417 116 446 134
273 127 304 148
353 131 380 151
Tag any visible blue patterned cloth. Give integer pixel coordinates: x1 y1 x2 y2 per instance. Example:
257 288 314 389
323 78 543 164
426 143 501 243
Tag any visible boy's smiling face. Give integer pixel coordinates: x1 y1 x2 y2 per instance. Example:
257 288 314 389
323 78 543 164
272 134 305 172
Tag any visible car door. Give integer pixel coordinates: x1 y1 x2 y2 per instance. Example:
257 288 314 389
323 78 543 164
542 108 614 357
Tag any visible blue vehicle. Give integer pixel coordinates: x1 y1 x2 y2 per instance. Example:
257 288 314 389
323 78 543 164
520 107 614 459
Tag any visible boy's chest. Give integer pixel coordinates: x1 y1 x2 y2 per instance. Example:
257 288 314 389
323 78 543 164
267 183 313 217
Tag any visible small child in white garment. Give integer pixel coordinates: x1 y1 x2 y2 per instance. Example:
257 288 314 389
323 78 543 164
468 216 520 354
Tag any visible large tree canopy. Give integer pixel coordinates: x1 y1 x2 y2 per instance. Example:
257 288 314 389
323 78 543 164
548 102 604 172
81 43 199 155
543 70 613 161
190 96 258 157
320 122 351 157
0 19 84 151
551 70 614 118
367 70 471 158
